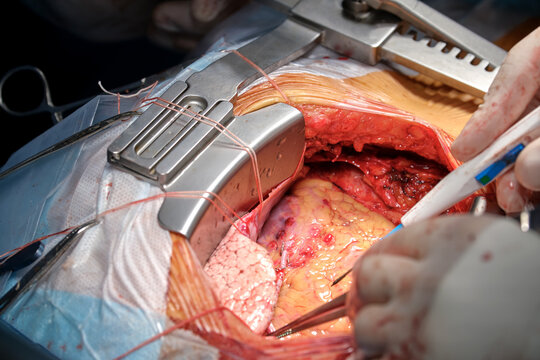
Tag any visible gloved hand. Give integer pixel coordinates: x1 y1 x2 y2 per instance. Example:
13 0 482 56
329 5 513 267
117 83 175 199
21 0 246 50
451 27 540 213
149 0 246 50
348 215 540 359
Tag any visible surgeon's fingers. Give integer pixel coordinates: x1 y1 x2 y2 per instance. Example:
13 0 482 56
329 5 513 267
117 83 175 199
495 171 528 213
148 28 201 51
150 0 245 50
348 255 418 320
515 137 540 191
150 1 202 50
191 0 243 23
366 225 432 260
353 304 398 355
367 216 475 261
354 255 419 305
152 1 199 33
153 0 233 31
452 27 540 162
349 217 485 317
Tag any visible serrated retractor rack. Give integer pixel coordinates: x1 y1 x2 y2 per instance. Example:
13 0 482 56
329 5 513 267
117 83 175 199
264 0 506 97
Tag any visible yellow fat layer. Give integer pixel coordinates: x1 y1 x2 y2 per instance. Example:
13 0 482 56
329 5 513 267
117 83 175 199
236 71 479 139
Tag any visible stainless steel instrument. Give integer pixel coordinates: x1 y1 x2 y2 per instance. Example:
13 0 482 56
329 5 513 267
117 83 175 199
262 0 506 97
0 111 139 180
0 220 99 314
108 20 314 265
108 0 507 265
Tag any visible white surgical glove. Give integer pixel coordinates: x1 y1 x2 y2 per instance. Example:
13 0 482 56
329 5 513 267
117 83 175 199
452 27 540 212
348 215 540 360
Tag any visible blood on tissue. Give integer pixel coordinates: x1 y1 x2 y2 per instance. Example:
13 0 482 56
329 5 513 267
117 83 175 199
284 231 337 269
331 44 352 59
322 233 335 245
309 224 322 238
274 267 286 285
286 243 315 268
285 216 295 227
105 182 113 200
267 240 278 251
237 220 250 236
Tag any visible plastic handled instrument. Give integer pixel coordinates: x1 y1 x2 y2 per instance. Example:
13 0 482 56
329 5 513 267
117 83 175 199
402 105 540 227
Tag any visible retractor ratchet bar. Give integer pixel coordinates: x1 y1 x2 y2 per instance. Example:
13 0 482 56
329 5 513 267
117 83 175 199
261 0 506 97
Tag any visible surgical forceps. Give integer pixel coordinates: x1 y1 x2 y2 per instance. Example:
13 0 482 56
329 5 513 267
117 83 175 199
0 63 186 124
0 65 92 124
0 219 99 314
268 292 349 338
